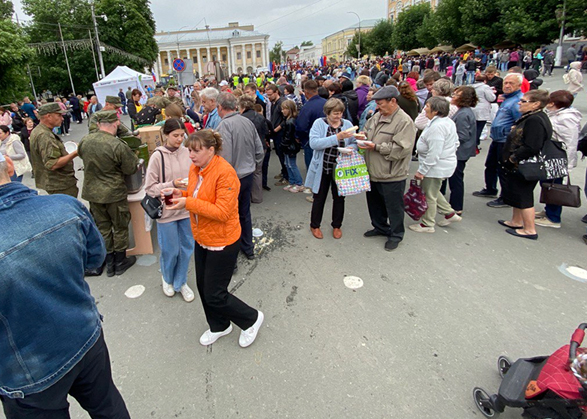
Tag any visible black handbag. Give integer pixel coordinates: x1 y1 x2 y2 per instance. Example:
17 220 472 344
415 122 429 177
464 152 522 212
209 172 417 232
141 150 164 219
539 175 582 208
517 139 568 181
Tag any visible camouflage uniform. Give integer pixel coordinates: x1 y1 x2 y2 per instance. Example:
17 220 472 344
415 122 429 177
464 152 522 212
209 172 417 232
88 113 132 137
78 124 139 253
29 123 78 197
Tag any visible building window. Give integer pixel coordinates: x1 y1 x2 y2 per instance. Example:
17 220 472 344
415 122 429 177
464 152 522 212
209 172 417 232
192 56 198 63
256 50 261 58
213 54 217 61
237 52 242 60
247 51 251 59
222 54 227 62
164 58 169 65
203 56 207 63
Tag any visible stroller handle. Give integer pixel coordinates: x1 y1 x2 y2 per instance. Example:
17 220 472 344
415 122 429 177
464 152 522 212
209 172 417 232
569 323 587 364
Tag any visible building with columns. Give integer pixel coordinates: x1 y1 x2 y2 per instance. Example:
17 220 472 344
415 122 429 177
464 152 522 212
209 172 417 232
322 19 379 62
387 0 439 21
154 22 270 80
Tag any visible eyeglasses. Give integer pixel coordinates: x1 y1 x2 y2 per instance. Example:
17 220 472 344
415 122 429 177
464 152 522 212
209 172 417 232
519 99 534 103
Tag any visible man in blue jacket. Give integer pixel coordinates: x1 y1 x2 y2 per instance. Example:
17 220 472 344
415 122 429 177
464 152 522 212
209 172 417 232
0 153 130 418
295 80 326 172
472 73 523 208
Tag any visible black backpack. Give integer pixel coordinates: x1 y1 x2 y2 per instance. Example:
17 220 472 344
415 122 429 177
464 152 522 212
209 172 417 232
135 106 161 126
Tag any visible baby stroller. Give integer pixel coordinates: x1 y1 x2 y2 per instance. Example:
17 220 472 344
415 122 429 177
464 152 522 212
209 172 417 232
473 323 587 418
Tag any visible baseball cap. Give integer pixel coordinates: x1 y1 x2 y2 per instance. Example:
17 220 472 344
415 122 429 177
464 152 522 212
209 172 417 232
219 80 229 86
105 96 122 107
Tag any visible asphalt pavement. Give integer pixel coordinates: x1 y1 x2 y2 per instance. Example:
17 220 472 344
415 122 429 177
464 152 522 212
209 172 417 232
4 69 587 419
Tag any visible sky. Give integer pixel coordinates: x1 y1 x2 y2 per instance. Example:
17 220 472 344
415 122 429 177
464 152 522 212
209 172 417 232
12 0 387 50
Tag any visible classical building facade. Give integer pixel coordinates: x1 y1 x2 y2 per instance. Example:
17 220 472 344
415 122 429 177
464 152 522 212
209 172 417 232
298 45 323 64
321 19 379 62
387 0 439 21
154 22 270 79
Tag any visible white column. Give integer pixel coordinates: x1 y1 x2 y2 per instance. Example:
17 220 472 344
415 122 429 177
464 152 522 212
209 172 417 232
166 51 171 74
206 47 210 65
264 39 269 67
252 43 256 70
227 43 232 74
157 53 163 79
196 48 202 78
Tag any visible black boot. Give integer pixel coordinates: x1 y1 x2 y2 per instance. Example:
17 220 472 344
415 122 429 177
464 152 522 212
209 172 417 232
105 253 115 277
114 251 136 276
84 261 104 277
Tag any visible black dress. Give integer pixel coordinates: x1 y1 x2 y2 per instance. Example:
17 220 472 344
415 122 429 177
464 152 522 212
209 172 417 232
501 111 553 209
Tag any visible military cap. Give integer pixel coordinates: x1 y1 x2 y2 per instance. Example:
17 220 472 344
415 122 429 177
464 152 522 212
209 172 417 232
105 95 123 107
38 103 68 116
372 86 400 100
94 110 119 123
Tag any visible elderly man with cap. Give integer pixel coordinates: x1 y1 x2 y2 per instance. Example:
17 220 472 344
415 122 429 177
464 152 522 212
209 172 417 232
29 103 79 197
78 110 139 277
88 96 132 138
358 85 417 251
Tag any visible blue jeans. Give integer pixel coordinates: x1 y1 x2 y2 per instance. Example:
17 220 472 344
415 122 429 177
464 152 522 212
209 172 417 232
466 71 475 85
285 154 303 186
500 62 508 72
302 141 313 171
540 178 564 223
157 218 194 291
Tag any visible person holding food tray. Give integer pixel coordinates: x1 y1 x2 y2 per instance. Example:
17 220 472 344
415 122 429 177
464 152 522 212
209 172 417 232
145 118 195 302
305 98 358 240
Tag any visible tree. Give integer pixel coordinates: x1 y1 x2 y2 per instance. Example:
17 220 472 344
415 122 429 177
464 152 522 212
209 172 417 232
345 32 360 59
460 0 506 47
269 41 285 63
565 0 587 37
416 15 438 49
0 0 13 19
500 0 560 46
300 40 313 47
425 0 467 47
0 1 34 103
367 19 394 57
22 0 158 95
391 3 432 51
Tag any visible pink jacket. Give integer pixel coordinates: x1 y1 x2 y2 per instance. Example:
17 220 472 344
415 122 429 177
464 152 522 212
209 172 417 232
145 145 192 223
406 77 418 91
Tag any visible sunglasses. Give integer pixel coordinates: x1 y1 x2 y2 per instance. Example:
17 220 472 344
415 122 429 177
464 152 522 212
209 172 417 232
519 99 534 103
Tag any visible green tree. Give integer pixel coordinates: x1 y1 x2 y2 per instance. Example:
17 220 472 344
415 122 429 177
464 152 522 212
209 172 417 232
0 1 34 102
460 0 506 47
300 40 313 47
345 32 360 59
426 0 467 47
501 0 560 46
0 0 13 19
269 41 285 63
416 15 438 49
565 0 587 37
367 19 394 57
391 3 432 51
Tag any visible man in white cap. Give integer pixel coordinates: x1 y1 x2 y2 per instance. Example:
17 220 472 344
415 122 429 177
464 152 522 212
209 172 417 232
219 80 232 93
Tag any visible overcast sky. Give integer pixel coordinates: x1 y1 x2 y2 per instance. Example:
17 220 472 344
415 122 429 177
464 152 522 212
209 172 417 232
12 0 387 49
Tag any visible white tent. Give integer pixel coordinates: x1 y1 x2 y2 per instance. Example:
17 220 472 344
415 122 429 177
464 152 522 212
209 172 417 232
92 66 155 106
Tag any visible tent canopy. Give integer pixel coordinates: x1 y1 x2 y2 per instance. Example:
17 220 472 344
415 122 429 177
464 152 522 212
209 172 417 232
92 66 155 105
455 43 477 53
406 48 430 56
430 45 454 54
493 40 517 49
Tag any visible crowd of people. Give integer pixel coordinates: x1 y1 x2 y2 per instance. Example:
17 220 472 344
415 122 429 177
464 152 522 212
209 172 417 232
1 47 586 417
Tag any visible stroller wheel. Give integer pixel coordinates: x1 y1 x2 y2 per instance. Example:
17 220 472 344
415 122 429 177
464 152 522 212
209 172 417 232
497 355 512 379
473 387 499 418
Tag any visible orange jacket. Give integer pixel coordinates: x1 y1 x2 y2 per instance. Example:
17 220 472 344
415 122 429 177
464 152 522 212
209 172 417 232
182 155 241 247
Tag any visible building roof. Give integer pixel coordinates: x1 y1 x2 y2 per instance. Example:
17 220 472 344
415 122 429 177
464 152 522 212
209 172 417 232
155 28 268 46
322 19 381 41
286 47 300 55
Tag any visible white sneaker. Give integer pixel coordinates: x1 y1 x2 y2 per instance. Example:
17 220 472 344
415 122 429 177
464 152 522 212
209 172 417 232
437 213 462 227
535 218 561 229
408 223 435 233
162 277 175 297
283 185 293 191
535 210 546 219
239 311 264 348
199 324 233 346
180 284 195 302
302 187 312 194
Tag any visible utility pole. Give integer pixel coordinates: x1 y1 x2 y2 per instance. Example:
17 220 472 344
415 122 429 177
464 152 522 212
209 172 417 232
555 0 566 67
91 2 105 79
58 23 76 95
88 30 99 81
27 64 37 101
347 12 361 60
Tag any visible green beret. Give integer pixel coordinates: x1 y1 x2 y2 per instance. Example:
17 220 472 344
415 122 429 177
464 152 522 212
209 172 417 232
94 110 119 123
105 95 122 107
38 103 67 116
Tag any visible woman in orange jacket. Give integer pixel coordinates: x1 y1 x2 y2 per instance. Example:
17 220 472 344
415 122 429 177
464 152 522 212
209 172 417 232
163 129 264 348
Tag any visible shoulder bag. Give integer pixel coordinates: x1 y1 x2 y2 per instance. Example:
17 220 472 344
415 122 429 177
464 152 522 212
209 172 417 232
539 174 581 208
517 139 568 181
141 150 164 219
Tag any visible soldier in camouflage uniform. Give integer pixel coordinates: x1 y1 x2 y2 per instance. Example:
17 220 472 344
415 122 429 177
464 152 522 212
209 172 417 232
166 86 184 107
29 103 79 197
88 96 132 138
78 111 139 277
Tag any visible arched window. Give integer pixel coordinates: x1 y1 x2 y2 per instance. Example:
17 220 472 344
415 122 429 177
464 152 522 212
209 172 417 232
396 1 403 13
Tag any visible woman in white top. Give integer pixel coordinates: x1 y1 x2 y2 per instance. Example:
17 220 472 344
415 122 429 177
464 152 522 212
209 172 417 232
0 125 31 182
410 97 461 233
471 74 496 148
145 118 195 302
567 62 584 98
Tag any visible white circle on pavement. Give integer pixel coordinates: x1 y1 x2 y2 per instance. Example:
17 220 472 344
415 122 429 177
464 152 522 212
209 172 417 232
344 276 364 289
125 285 145 299
252 228 264 237
566 266 587 281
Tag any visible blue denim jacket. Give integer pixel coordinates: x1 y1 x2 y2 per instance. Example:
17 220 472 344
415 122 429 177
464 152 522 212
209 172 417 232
490 90 523 143
0 182 105 399
204 108 221 130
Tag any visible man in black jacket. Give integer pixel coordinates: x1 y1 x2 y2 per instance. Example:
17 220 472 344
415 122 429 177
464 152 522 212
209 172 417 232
266 84 288 186
484 66 503 101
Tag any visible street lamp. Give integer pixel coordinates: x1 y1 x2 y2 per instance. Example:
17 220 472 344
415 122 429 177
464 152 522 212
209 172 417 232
347 12 361 60
555 0 566 67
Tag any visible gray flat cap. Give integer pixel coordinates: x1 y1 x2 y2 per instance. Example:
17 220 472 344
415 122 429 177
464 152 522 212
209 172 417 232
372 86 400 100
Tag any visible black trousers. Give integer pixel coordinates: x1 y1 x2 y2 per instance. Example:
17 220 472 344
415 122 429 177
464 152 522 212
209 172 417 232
273 135 288 180
484 141 505 196
1 331 129 419
194 240 258 332
475 120 486 146
238 173 254 256
310 170 345 229
262 148 271 188
440 160 467 212
366 180 406 243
